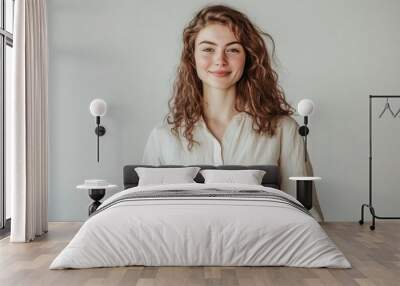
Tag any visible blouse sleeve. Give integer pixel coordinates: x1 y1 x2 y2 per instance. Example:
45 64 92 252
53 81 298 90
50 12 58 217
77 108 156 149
279 116 323 221
142 127 162 165
279 117 307 198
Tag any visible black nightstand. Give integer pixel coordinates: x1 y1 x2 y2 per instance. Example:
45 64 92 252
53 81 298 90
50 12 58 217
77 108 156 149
289 176 321 210
76 183 118 215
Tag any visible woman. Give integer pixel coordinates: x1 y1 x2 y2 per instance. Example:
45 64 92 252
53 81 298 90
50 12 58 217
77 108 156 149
143 5 323 220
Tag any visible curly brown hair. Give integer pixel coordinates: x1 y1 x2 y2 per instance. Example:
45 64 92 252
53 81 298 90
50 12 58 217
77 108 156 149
167 4 294 150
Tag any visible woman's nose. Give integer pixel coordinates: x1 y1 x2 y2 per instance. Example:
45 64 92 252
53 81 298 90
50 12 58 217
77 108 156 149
214 51 227 66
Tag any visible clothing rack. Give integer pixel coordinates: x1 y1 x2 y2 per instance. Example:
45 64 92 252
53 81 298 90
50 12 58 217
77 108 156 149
359 95 400 230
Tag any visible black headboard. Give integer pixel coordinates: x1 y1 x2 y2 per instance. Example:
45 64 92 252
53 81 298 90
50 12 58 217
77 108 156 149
123 165 280 190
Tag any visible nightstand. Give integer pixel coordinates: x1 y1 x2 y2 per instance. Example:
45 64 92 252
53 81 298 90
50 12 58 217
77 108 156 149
289 176 321 210
76 182 118 215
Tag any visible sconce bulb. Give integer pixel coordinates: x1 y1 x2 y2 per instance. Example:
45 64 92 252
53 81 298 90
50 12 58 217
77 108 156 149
297 99 315 116
89 99 107 117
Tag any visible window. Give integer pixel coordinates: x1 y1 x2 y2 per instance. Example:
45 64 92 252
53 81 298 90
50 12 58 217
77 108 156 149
1 0 14 233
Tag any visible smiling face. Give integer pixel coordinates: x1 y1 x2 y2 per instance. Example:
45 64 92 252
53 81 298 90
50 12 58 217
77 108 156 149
194 24 246 90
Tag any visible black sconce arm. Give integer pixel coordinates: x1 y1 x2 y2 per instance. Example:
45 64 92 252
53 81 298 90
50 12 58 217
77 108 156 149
299 116 309 162
94 116 106 162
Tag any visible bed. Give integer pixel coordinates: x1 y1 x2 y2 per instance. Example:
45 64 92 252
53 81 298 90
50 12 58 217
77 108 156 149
50 165 350 269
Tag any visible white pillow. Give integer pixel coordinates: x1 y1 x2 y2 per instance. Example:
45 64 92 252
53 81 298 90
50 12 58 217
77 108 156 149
135 167 201 186
200 169 266 185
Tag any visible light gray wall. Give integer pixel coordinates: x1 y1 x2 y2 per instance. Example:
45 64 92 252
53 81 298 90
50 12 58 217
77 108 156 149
47 0 400 221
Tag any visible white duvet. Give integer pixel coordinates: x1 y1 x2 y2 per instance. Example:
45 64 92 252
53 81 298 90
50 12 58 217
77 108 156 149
50 183 351 269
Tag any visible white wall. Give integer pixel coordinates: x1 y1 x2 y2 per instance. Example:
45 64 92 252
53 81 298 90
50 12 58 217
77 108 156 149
47 0 400 221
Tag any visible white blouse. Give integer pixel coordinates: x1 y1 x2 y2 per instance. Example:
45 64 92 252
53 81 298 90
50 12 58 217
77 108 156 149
142 113 322 220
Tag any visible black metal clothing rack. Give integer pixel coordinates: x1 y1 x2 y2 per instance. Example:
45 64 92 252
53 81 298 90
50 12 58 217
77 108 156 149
359 95 400 230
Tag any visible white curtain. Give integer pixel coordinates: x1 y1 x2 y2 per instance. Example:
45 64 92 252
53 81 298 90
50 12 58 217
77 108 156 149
8 0 48 242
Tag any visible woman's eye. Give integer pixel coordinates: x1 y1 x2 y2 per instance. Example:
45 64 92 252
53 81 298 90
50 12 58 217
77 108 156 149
227 48 240 53
202 48 214 52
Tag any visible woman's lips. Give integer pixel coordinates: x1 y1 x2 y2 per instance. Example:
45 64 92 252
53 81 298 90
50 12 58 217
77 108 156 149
209 71 231 77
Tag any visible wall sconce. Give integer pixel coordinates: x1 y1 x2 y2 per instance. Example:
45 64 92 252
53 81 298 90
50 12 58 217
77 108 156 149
297 99 314 162
89 99 107 162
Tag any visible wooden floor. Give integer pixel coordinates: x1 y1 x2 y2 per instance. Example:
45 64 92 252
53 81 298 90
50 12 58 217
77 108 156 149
0 222 399 286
